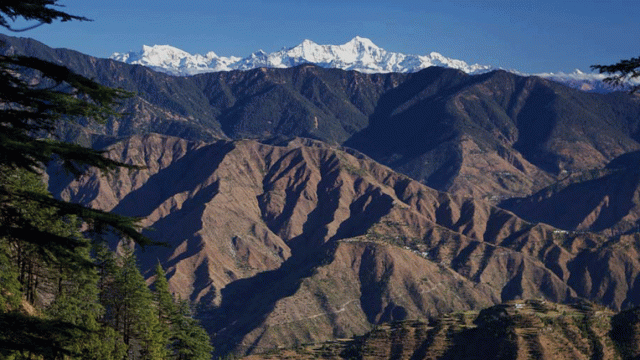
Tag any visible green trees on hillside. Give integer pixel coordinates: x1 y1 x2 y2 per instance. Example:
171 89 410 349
0 1 212 359
153 264 213 360
0 167 210 358
170 300 214 360
96 250 213 359
0 169 98 358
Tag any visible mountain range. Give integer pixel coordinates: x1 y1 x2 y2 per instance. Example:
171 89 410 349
110 36 492 76
54 134 640 356
110 36 626 93
5 33 640 202
5 33 640 358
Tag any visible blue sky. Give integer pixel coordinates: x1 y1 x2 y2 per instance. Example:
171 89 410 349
3 0 639 73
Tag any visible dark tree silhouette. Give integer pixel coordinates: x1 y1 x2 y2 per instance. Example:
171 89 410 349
592 56 640 92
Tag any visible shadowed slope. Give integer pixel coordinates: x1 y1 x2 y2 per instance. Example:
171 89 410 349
502 150 640 235
51 134 640 356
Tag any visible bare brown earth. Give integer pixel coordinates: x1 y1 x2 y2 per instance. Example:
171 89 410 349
52 134 640 356
502 150 640 235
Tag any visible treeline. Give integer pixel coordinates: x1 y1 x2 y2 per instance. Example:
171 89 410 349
0 170 212 359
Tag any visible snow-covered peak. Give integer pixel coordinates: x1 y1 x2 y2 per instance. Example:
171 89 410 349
111 44 239 75
344 36 378 50
110 36 492 76
109 37 628 92
140 45 196 66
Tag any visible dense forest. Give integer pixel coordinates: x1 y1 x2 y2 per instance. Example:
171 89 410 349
0 2 212 359
0 172 212 359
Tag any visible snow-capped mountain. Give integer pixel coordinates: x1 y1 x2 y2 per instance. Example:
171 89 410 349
110 36 633 92
110 36 491 76
111 44 241 75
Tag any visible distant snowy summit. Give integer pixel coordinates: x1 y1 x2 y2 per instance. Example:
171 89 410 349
110 36 629 92
110 44 241 75
110 36 491 76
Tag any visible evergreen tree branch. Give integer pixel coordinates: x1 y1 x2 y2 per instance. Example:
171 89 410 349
591 56 640 93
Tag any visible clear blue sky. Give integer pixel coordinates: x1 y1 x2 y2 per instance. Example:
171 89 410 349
2 0 639 74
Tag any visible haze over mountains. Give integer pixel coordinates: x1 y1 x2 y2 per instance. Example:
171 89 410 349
5 33 640 357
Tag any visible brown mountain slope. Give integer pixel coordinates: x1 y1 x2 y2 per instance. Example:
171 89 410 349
52 134 640 356
7 34 640 201
501 150 640 235
342 70 640 200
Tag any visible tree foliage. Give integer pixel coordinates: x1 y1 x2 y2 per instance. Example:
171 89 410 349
153 263 175 358
0 169 107 358
0 1 156 248
592 56 640 92
105 250 166 359
0 3 213 358
171 299 214 360
0 1 89 32
0 1 171 358
154 264 213 360
94 252 213 359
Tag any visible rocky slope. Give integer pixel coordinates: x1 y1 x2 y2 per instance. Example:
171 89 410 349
502 150 640 235
5 34 640 201
51 134 640 356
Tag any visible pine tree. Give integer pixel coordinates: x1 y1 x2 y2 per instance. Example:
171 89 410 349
592 56 640 92
152 263 213 360
153 263 174 359
45 239 129 360
0 2 157 357
171 300 213 360
102 249 165 359
93 241 129 359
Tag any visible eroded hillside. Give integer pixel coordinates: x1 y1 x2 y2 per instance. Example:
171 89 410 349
50 134 640 356
502 150 640 235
